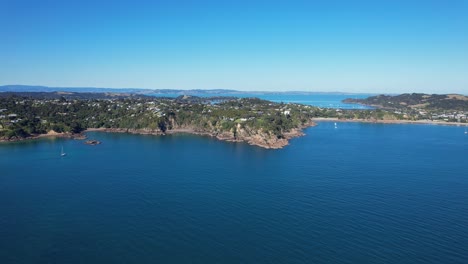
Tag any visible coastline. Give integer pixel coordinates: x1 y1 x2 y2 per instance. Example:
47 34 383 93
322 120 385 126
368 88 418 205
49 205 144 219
312 117 468 126
3 117 465 146
0 130 86 143
85 122 316 149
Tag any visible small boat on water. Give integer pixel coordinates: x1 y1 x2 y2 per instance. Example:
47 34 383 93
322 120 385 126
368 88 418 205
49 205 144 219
60 146 67 157
334 122 338 129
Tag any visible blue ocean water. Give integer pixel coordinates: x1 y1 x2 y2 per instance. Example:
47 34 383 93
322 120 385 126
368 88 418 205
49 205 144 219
1 123 467 263
148 92 373 109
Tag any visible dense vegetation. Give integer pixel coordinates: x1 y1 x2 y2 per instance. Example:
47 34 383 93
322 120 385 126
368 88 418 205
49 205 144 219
2 92 467 141
343 93 468 123
0 93 315 140
344 93 468 111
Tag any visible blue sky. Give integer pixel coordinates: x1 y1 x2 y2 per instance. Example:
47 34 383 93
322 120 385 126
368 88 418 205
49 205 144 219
1 0 467 93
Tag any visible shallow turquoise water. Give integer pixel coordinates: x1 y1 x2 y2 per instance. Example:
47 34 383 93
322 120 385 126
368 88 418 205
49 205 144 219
1 122 467 263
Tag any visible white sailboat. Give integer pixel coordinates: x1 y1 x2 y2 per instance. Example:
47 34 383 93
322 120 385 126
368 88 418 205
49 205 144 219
334 122 338 129
465 128 467 134
61 145 67 157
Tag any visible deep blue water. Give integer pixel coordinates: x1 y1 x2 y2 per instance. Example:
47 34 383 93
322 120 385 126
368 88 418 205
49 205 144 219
148 92 373 109
1 122 467 263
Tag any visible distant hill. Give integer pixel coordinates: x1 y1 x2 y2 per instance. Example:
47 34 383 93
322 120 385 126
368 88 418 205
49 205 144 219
343 93 468 111
0 85 373 96
0 91 150 100
0 85 237 95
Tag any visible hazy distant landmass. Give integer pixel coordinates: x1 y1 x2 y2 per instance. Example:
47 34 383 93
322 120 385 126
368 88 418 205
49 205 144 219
0 85 370 96
0 85 237 95
0 91 150 100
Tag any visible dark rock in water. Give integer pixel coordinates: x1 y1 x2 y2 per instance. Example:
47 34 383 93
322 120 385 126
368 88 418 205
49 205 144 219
84 140 101 145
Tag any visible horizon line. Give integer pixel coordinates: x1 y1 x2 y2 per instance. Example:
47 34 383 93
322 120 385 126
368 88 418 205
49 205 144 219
2 84 466 95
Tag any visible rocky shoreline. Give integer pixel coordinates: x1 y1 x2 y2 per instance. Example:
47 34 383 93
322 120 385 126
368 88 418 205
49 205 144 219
84 139 101 145
4 117 466 147
85 121 316 149
0 130 86 143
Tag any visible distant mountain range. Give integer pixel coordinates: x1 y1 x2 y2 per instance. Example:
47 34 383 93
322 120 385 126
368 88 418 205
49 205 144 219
0 85 370 95
0 85 237 95
0 91 150 100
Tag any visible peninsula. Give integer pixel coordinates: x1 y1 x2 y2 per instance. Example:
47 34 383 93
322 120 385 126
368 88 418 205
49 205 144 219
1 91 467 148
0 92 315 149
343 93 468 123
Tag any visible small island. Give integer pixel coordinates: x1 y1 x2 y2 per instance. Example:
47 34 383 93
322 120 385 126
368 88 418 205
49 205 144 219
84 140 101 145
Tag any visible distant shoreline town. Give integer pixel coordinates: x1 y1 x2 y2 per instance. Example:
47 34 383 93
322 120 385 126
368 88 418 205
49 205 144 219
1 89 467 148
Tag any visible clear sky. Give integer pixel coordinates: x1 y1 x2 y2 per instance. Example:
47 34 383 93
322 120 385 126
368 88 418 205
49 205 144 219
1 0 468 93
